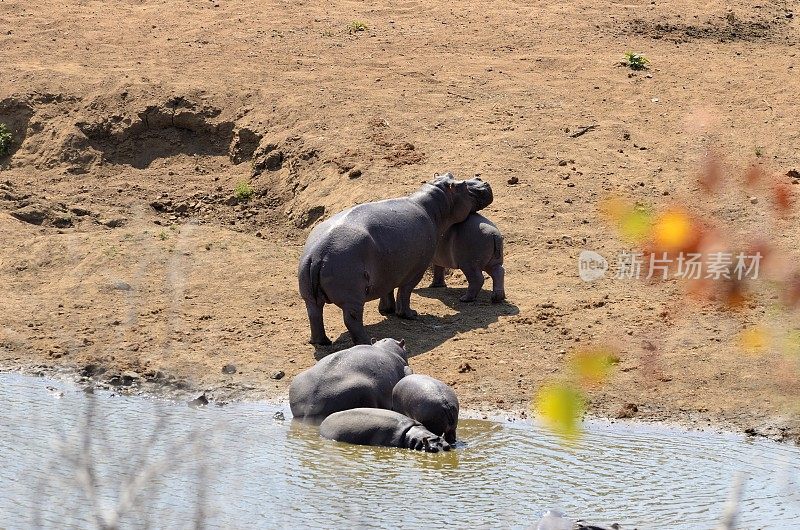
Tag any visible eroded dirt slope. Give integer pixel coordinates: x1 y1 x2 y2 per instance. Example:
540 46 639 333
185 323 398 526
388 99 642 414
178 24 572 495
1 0 800 440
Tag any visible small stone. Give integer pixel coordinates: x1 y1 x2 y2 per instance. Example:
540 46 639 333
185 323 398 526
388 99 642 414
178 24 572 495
615 403 638 419
273 411 286 421
70 207 92 216
787 169 800 179
101 218 126 228
120 371 139 386
10 206 47 225
222 364 237 374
347 168 362 179
558 160 568 166
564 198 573 204
651 97 659 103
188 394 209 408
271 370 285 380
507 176 519 185
113 281 132 291
749 196 758 204
458 362 474 373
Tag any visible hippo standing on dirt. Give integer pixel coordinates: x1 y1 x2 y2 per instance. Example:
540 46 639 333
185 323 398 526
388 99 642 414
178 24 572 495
289 338 411 421
298 173 493 345
429 212 505 303
392 374 459 444
319 408 452 453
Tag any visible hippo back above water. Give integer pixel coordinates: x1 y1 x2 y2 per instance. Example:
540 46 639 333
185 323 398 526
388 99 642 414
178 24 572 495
392 374 459 444
289 338 411 422
319 408 452 453
298 173 493 345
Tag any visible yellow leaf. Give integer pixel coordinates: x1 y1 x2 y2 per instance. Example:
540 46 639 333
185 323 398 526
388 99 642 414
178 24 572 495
782 330 800 358
619 207 652 243
738 326 769 355
653 210 693 250
569 348 618 386
534 384 585 441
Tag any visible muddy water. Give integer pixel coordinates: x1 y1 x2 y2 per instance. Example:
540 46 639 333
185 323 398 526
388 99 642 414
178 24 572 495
1 374 798 529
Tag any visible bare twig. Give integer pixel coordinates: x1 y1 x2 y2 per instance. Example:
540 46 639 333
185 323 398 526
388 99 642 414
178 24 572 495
569 124 598 138
716 472 745 530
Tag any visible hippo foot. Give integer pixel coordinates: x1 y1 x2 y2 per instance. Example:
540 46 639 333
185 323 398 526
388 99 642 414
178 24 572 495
378 306 394 316
396 309 418 320
406 426 451 453
458 294 477 303
490 291 506 303
309 337 332 346
427 281 446 288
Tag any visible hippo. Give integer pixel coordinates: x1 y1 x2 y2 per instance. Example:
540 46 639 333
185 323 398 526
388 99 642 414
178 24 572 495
289 338 411 421
298 173 493 345
319 408 452 453
392 374 459 444
429 212 505 303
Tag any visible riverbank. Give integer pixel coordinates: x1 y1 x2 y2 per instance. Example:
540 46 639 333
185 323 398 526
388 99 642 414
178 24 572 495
2 0 799 445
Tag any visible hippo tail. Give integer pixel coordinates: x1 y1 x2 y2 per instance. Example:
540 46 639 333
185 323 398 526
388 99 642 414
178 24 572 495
299 254 326 304
492 233 504 262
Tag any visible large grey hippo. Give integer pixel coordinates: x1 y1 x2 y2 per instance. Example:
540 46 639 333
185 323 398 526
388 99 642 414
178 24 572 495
392 374 459 444
319 408 452 453
429 212 505 303
289 338 411 421
298 173 493 345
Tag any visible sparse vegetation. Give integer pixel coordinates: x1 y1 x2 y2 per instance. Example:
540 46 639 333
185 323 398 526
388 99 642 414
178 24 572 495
158 230 169 241
622 51 650 70
234 181 254 202
347 20 368 34
755 146 764 158
0 123 13 157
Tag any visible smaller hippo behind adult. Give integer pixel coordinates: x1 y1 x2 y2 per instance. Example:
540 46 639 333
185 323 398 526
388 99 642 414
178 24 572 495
429 212 505 303
319 408 452 453
289 338 411 422
392 374 459 444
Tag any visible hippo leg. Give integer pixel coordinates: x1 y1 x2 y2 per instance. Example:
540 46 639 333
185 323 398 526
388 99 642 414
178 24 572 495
378 291 396 315
305 300 332 345
428 265 447 288
395 269 426 319
487 263 506 303
459 265 485 302
342 302 371 345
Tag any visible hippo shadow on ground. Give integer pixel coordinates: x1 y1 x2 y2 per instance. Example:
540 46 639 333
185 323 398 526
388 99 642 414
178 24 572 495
318 288 519 360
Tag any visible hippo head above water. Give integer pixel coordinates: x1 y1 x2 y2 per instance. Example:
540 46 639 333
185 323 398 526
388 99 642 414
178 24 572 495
427 173 493 221
371 337 408 361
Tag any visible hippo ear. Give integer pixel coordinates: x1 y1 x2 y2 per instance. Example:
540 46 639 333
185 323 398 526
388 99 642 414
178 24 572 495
398 338 405 348
370 337 377 345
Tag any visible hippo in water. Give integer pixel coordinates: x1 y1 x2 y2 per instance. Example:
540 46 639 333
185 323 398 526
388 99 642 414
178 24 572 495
392 374 459 444
289 338 411 421
319 408 452 453
298 173 493 345
429 212 505 303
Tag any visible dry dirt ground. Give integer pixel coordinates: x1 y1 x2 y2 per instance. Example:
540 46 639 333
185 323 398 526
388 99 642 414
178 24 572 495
1 0 800 441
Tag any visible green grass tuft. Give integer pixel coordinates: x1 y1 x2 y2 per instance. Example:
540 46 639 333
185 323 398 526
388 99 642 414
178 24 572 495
623 51 650 71
347 21 368 34
234 181 254 202
0 123 13 157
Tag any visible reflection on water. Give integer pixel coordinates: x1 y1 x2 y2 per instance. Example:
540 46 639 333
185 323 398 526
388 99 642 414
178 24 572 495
1 373 799 529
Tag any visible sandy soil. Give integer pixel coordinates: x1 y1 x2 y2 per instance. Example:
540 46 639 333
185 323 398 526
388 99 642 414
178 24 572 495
1 0 800 442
